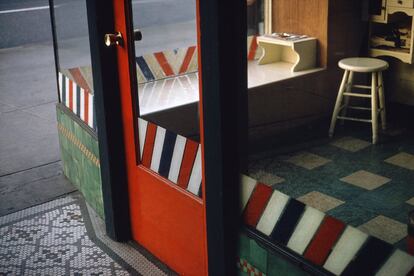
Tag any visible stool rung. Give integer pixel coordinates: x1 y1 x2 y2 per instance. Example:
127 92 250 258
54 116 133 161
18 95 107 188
337 116 371 123
352 85 372 90
343 92 372 98
348 106 371 111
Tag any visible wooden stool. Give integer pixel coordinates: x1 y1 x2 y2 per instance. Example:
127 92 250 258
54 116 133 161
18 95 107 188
329 57 389 144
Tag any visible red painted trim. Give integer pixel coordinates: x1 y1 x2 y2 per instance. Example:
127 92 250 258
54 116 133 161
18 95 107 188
177 140 199 189
408 236 414 256
304 216 346 266
195 0 209 272
243 183 273 227
84 90 89 123
68 68 91 91
141 123 157 167
68 79 74 110
154 52 174 77
113 0 208 274
179 46 196 74
248 36 258 61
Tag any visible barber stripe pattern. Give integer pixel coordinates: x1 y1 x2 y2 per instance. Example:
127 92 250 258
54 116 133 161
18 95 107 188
59 72 96 130
138 118 202 197
240 175 414 276
136 47 198 83
135 37 260 84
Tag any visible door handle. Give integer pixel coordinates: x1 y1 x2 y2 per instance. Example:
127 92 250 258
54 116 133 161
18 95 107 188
104 32 123 47
133 29 142 41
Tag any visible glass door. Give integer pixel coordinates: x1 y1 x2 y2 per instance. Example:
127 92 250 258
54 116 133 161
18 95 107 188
110 0 207 274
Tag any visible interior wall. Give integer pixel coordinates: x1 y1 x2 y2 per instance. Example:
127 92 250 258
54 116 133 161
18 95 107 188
272 0 329 67
254 0 366 144
386 59 414 106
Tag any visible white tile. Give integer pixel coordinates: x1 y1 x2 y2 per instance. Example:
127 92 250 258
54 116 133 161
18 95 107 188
358 215 407 244
324 226 368 275
138 118 148 160
240 174 257 212
287 206 325 255
150 127 166 172
256 190 289 235
167 135 186 183
406 197 414 206
331 136 371 152
249 170 285 186
340 170 390 190
187 146 202 195
376 250 414 276
287 152 331 170
297 191 344 212
385 152 414 170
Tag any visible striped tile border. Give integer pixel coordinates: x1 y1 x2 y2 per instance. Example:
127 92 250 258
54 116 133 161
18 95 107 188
138 118 202 197
136 46 198 83
58 38 260 129
240 175 414 276
237 257 266 276
136 36 260 83
59 72 96 131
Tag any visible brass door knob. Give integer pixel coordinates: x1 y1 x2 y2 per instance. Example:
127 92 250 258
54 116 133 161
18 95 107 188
104 32 123 47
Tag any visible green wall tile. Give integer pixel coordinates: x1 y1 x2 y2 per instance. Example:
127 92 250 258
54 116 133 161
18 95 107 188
57 105 104 219
250 239 267 273
238 233 251 259
267 251 309 276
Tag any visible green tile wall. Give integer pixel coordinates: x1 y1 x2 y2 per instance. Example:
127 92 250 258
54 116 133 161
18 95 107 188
56 105 104 218
238 233 310 276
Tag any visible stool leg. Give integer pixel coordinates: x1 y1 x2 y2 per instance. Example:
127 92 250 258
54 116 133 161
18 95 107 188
378 71 386 131
329 70 350 138
340 71 354 125
371 72 378 144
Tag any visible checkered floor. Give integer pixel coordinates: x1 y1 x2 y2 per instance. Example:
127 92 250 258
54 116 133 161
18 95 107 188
0 193 174 275
249 128 414 252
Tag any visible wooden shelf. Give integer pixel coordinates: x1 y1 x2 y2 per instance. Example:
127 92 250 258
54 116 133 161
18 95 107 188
368 3 414 64
369 47 413 63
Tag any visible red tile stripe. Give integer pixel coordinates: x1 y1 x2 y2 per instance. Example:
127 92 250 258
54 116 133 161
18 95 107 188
84 88 89 124
141 123 157 167
408 236 414 256
179 46 196 74
177 139 199 189
154 52 174 77
304 216 346 266
68 79 74 110
248 36 258 61
243 183 273 227
68 68 91 91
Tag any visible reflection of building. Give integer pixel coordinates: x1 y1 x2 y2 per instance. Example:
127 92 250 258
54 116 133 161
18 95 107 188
49 0 414 275
247 0 264 35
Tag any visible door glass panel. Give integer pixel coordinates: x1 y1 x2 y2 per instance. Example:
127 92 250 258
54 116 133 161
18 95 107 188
54 0 96 130
131 0 202 197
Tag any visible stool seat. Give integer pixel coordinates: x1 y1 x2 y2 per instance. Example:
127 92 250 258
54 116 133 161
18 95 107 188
339 57 389 73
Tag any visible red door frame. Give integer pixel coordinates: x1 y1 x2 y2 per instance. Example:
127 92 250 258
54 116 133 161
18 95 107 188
112 1 208 274
100 0 247 274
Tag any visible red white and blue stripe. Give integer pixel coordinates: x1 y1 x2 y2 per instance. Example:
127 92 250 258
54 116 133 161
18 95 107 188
240 177 414 276
138 118 202 197
58 72 96 130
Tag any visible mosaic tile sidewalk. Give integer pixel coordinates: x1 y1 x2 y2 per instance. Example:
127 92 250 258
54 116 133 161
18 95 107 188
0 193 173 275
249 129 414 251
